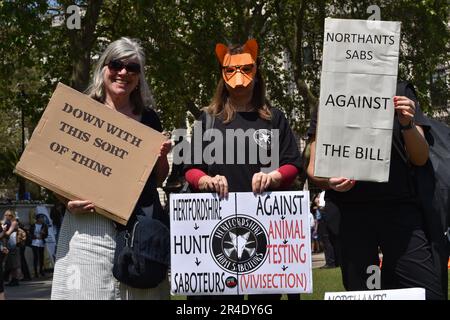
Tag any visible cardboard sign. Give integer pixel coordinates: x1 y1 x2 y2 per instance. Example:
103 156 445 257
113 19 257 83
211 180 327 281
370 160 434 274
325 288 426 300
315 18 401 182
15 83 166 225
170 191 312 295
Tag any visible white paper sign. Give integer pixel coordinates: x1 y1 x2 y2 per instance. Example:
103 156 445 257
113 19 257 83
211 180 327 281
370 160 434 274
324 288 426 300
315 18 401 182
170 191 312 295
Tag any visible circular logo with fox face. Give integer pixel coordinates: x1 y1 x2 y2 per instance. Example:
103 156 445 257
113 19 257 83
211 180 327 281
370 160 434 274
210 215 268 274
253 129 273 150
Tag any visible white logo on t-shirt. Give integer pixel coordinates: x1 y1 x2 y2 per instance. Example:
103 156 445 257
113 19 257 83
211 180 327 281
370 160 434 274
253 129 273 150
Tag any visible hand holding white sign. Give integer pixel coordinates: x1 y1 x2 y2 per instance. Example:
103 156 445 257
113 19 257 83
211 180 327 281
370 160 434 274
394 95 416 126
327 177 356 192
251 171 282 194
198 175 229 199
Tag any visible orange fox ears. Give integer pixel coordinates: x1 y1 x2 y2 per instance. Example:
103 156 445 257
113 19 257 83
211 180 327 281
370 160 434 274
215 39 258 65
215 43 228 65
242 39 258 61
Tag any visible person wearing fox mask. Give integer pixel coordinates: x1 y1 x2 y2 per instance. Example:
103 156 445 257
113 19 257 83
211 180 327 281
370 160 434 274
184 39 302 299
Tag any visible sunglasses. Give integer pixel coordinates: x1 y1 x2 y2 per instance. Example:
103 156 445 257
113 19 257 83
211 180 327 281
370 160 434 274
106 59 141 74
223 64 255 75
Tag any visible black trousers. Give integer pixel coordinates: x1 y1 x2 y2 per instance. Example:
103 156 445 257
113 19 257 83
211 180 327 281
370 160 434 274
337 201 444 300
32 246 45 274
0 253 5 293
20 246 31 279
324 200 342 267
318 220 337 267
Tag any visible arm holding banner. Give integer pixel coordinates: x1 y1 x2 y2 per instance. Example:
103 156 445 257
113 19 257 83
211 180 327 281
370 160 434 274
198 174 229 199
251 170 282 194
307 93 427 190
67 200 95 213
190 166 293 198
393 95 429 166
251 165 298 193
155 139 172 187
53 193 94 214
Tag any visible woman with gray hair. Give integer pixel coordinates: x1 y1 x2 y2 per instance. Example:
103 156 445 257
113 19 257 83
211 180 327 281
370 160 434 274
51 37 171 300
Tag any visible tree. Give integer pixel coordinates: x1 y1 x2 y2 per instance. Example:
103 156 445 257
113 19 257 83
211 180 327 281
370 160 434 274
58 0 103 92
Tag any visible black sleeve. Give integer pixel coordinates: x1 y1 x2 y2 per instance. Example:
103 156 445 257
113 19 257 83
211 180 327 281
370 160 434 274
183 112 208 174
142 108 163 132
272 109 302 170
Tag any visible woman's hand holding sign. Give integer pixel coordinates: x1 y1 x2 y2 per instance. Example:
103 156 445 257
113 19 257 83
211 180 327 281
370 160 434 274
67 200 95 214
319 96 423 193
54 194 94 214
198 175 229 199
394 96 415 127
155 135 172 187
393 95 429 166
252 171 283 194
159 138 172 157
327 177 356 192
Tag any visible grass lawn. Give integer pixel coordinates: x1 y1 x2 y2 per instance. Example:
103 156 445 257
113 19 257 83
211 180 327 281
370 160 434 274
299 267 345 300
171 267 450 300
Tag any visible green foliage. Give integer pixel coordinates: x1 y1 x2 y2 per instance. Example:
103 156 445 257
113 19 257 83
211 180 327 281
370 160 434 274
0 148 20 185
0 0 448 190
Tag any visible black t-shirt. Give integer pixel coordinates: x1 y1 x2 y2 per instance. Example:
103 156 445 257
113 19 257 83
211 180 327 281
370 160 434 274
136 108 163 207
184 108 302 192
308 83 429 203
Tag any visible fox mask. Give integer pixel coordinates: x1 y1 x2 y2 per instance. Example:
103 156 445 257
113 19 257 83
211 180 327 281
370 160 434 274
215 39 258 88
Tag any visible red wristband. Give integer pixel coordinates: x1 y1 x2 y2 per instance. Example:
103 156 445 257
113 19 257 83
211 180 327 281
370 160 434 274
185 168 207 190
277 164 299 189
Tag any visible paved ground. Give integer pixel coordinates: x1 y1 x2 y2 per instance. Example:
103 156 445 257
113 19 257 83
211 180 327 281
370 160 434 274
4 275 53 300
4 253 326 300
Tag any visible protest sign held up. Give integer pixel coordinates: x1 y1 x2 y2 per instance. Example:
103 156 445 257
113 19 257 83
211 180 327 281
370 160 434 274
170 191 312 296
15 83 166 225
315 18 401 182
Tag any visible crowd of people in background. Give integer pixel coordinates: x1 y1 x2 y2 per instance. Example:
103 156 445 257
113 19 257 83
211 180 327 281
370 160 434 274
0 203 65 300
